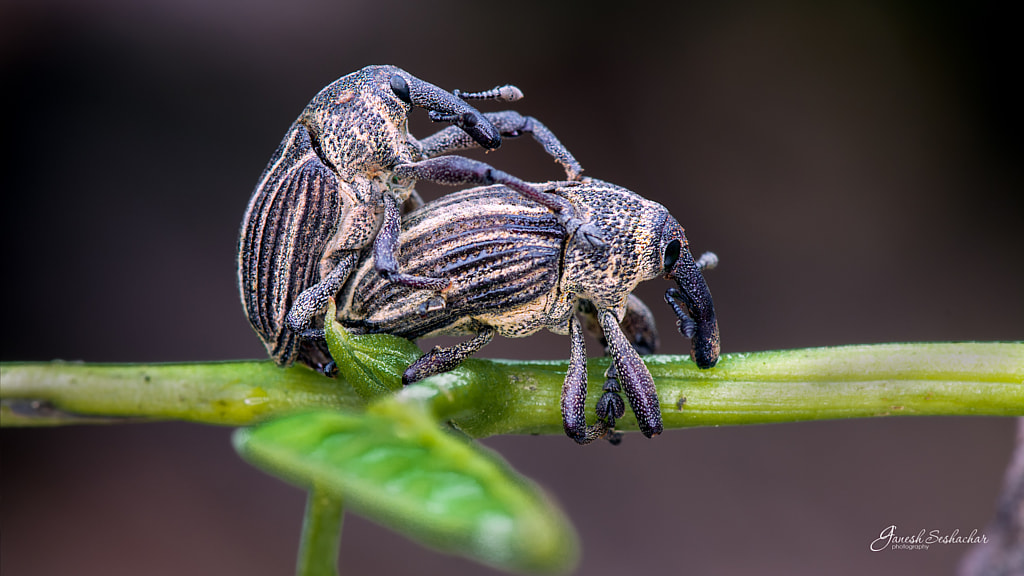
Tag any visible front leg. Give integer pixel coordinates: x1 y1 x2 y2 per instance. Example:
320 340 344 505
286 251 359 341
577 294 659 356
598 309 663 438
403 327 495 385
374 194 450 290
418 111 583 181
562 315 594 443
562 314 625 445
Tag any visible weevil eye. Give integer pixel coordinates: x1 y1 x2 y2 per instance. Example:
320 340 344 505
663 239 681 274
390 74 412 104
461 112 478 128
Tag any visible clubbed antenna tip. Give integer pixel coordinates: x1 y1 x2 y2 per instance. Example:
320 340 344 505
454 85 524 102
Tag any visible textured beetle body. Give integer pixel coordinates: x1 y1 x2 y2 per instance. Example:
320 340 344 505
340 184 667 338
239 65 586 369
337 180 720 443
339 187 571 339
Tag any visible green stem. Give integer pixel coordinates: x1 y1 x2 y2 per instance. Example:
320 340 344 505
296 486 344 576
0 361 362 426
2 343 1021 435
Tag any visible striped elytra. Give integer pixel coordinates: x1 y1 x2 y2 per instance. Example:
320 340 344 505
339 186 566 339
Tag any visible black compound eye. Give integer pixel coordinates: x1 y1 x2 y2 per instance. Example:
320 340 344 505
390 74 412 104
461 112 478 128
663 239 681 273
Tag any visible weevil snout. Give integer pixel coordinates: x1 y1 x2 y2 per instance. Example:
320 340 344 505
391 71 503 150
659 217 720 369
453 110 502 150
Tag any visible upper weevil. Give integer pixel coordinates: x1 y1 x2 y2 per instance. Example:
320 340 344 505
335 180 720 444
238 65 591 370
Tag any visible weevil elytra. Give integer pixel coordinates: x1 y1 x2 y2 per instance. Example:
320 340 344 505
335 180 720 444
238 65 591 370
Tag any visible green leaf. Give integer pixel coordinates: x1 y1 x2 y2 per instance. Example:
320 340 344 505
323 299 423 400
233 404 579 575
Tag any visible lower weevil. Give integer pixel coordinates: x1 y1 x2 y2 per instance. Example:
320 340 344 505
335 180 720 443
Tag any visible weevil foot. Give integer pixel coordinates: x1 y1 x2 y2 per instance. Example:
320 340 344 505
299 328 327 342
402 327 494 385
594 380 627 446
559 216 607 250
595 389 626 423
568 421 616 445
540 186 600 247
321 361 338 378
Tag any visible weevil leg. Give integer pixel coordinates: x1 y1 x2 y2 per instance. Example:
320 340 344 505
418 111 583 181
394 156 567 212
594 375 626 445
563 315 593 443
618 294 660 356
576 297 658 444
286 252 359 340
393 156 605 248
598 309 663 438
374 194 451 290
596 375 626 421
563 315 628 445
402 327 496 385
577 295 659 356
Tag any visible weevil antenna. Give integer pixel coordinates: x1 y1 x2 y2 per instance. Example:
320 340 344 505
454 85 524 102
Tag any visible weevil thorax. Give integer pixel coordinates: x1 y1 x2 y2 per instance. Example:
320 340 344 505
300 65 418 183
557 182 671 320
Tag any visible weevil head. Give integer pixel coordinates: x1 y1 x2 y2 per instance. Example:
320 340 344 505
552 180 719 369
386 68 502 149
303 66 503 172
658 215 720 368
301 65 421 171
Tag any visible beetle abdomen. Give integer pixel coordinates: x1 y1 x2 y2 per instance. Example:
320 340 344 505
341 186 565 339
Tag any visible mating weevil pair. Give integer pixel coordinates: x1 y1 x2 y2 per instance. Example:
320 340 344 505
238 66 720 444
238 65 594 369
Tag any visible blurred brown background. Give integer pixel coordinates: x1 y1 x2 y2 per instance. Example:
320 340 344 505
2 1 1021 575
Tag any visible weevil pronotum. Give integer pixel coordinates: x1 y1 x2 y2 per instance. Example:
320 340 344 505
336 180 720 444
238 65 594 369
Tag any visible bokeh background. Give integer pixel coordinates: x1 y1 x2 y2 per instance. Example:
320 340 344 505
2 1 1021 575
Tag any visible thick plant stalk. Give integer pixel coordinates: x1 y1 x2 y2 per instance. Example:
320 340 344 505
2 343 1021 434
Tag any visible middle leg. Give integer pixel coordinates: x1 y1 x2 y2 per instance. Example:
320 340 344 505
393 156 605 248
417 110 583 181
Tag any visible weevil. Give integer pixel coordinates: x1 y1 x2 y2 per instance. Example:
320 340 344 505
238 65 594 370
335 180 720 444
